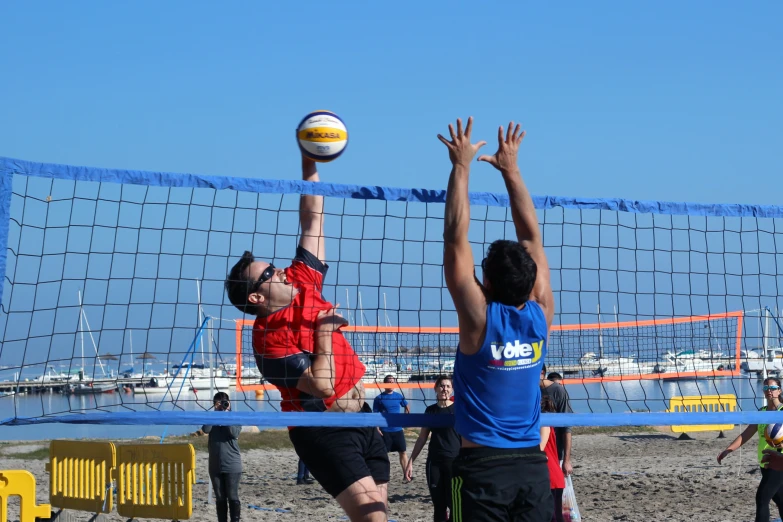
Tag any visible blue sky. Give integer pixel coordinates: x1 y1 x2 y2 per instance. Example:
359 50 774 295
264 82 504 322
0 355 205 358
1 2 781 205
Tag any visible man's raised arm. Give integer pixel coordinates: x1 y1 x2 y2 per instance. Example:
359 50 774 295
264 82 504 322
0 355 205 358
299 157 326 262
440 117 488 353
478 123 554 327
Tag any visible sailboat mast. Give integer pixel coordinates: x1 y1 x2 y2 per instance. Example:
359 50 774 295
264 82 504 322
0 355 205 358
358 291 366 353
196 280 206 367
78 290 85 373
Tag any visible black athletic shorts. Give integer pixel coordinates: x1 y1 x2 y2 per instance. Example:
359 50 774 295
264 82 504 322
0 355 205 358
382 430 407 453
289 426 390 498
451 446 553 522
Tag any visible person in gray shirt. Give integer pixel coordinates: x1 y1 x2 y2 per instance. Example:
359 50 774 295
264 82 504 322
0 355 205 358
202 392 242 522
540 365 573 476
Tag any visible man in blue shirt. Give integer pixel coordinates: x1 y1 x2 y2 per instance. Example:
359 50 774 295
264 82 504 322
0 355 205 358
373 375 411 478
440 118 555 521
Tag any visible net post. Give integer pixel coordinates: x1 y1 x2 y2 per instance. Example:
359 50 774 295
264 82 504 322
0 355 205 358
763 308 770 381
733 312 743 377
208 321 214 507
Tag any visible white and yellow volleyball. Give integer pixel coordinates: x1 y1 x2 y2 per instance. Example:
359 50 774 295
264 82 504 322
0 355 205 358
767 423 783 448
296 110 348 162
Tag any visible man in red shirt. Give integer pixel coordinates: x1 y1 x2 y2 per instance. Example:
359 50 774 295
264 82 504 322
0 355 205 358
225 156 390 522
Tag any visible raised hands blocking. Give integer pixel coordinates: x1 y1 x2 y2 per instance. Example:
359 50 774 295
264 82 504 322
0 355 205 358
477 121 525 173
437 117 487 167
438 117 525 172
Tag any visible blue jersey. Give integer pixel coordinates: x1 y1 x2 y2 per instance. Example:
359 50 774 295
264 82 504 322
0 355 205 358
373 391 409 432
453 300 548 448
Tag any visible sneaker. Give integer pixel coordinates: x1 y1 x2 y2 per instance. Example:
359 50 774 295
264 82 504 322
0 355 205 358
303 477 315 485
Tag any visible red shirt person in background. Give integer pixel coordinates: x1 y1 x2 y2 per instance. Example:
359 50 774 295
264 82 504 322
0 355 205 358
225 156 390 522
541 395 566 522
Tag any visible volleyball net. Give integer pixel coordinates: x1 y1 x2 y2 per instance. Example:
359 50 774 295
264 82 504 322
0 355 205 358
2 156 783 428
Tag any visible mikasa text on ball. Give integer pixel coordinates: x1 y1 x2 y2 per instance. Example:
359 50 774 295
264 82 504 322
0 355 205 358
296 110 348 163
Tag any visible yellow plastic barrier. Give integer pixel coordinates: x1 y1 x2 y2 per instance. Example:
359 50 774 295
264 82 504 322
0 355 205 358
668 394 737 433
0 470 52 522
46 440 116 513
116 443 195 520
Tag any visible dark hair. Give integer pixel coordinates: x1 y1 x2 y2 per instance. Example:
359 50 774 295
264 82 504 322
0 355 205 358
482 240 537 307
434 375 452 389
764 377 782 387
225 251 259 315
213 391 229 402
541 364 547 374
547 372 563 381
541 395 557 413
383 374 396 383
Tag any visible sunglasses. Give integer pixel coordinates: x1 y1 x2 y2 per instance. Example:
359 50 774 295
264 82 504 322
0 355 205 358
252 263 276 291
764 385 781 392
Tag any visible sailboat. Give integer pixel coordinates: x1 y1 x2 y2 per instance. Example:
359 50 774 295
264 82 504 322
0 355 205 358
65 292 116 395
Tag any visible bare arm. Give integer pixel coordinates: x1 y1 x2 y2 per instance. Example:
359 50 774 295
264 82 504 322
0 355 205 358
562 432 573 476
404 404 411 414
404 427 431 481
299 157 326 262
295 308 348 399
539 426 551 451
479 123 554 326
717 424 757 463
440 117 488 354
409 428 431 464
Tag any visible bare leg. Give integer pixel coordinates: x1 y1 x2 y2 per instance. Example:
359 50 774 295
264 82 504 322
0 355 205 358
399 452 409 479
377 481 389 513
335 476 388 522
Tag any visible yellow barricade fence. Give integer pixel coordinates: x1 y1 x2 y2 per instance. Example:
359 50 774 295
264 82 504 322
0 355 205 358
115 443 196 521
46 440 116 513
667 394 737 433
0 470 51 522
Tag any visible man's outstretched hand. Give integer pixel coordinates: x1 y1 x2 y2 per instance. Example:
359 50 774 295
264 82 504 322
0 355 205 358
316 306 349 331
478 122 525 173
438 117 487 167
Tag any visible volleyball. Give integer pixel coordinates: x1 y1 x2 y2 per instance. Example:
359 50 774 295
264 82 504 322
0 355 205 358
765 423 783 448
296 110 348 162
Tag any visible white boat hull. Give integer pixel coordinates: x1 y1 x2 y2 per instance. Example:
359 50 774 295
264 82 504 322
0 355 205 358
165 376 231 390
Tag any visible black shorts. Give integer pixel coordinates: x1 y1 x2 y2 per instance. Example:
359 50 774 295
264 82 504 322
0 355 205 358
289 426 390 498
452 446 553 522
382 430 407 453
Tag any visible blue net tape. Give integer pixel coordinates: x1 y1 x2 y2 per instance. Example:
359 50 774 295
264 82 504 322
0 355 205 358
3 155 783 216
1 411 780 428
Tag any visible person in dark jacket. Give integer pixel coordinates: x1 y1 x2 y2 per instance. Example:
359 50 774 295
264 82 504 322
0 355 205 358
202 392 242 522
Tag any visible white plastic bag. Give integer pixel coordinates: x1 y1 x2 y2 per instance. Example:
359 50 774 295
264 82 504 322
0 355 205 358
562 474 581 521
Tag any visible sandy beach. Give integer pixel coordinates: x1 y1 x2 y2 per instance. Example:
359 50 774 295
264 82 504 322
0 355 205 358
0 425 778 522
